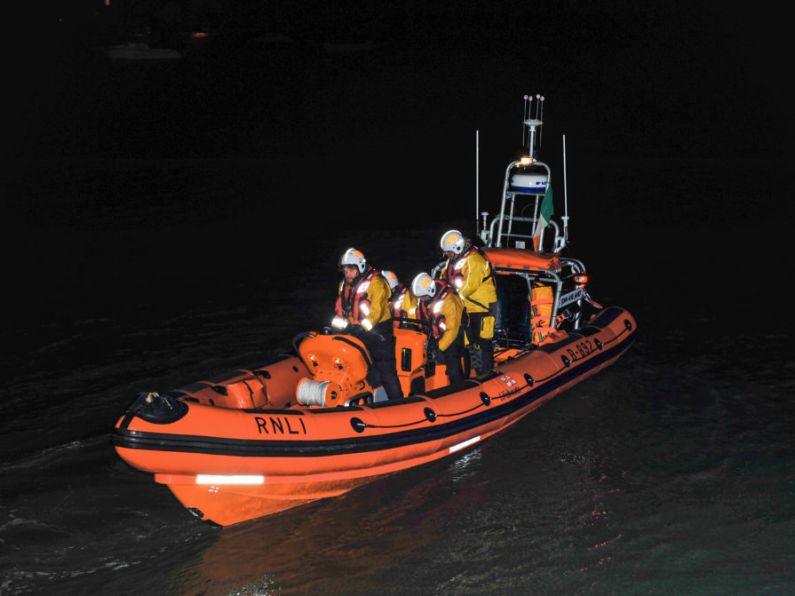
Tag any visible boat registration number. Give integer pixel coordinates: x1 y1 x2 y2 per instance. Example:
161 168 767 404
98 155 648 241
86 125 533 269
558 288 585 308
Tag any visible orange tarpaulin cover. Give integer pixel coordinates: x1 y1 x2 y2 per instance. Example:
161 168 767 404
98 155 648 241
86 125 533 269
484 248 560 272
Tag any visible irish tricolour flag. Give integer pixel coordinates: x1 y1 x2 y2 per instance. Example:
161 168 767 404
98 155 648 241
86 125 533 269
532 183 553 250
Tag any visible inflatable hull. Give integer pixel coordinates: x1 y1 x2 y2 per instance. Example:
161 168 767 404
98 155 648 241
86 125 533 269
113 306 636 526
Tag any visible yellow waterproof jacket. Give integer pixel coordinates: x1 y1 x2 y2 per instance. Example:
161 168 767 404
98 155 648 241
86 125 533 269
364 275 393 329
398 290 420 319
337 273 392 330
432 291 466 352
448 249 497 314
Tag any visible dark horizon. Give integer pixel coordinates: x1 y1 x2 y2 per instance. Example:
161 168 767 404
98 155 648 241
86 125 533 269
6 1 790 159
2 1 792 361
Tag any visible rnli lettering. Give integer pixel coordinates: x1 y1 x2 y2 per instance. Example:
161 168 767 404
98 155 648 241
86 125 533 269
255 416 308 435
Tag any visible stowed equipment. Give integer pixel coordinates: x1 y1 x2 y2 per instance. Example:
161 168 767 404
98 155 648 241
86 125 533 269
293 327 460 407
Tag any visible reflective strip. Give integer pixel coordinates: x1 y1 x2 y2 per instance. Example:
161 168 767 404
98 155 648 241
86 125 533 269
408 307 416 315
357 281 370 294
196 474 265 485
454 258 467 270
359 302 370 316
361 319 373 331
454 278 464 289
331 317 349 329
395 295 405 309
449 436 480 453
433 300 445 314
439 321 446 331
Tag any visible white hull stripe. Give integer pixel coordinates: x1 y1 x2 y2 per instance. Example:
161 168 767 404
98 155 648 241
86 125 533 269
196 474 265 485
449 435 481 453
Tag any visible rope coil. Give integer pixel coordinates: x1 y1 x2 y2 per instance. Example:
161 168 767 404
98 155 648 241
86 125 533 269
297 379 330 407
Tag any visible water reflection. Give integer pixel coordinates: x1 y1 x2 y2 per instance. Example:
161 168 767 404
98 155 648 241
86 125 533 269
448 449 483 483
179 448 488 594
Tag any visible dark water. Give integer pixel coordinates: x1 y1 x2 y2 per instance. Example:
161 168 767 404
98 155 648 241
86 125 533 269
2 5 794 594
2 218 794 594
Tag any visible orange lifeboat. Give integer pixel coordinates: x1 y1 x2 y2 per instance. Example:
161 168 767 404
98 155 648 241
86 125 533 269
113 97 636 526
113 248 636 526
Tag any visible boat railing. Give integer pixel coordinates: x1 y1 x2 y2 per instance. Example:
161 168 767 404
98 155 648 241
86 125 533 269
477 99 569 253
485 213 564 252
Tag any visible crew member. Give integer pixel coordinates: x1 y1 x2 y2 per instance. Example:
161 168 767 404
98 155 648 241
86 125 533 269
331 249 403 401
382 270 422 330
411 272 467 384
382 270 403 312
383 270 407 326
439 229 497 374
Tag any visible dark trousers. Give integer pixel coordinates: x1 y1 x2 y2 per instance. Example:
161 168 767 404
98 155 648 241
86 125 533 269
359 322 404 401
467 311 494 374
439 325 466 384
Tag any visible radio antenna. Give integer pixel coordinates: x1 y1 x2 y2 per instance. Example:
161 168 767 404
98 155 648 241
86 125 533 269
537 94 545 151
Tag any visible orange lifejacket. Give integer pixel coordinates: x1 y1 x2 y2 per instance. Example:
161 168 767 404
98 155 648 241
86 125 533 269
427 282 455 340
391 286 407 330
335 268 381 324
442 258 463 289
391 285 407 319
442 245 493 292
530 284 555 346
392 287 430 331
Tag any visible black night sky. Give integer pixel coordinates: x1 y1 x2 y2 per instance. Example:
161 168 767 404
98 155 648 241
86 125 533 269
2 1 792 432
3 2 791 325
4 2 791 325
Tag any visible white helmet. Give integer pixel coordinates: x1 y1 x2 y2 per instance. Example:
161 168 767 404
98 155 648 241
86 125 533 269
411 272 436 299
381 270 399 291
440 229 466 255
339 248 366 274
